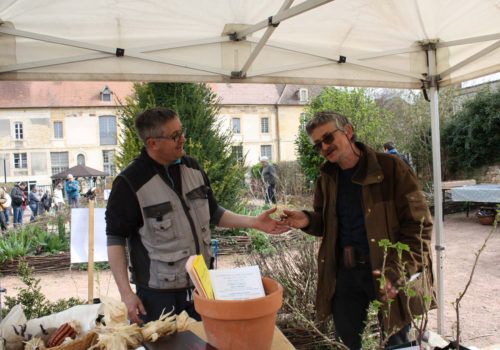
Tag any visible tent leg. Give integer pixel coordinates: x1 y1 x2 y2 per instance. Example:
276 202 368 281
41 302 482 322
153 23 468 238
428 49 445 335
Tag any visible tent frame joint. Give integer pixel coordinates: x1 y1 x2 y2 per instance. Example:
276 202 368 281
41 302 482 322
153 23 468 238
268 16 280 27
115 48 125 57
231 70 246 79
428 74 440 89
435 245 445 251
229 32 246 41
338 55 346 63
422 42 437 51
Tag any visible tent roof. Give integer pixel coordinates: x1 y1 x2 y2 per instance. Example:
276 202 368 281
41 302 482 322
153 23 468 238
1 0 499 88
51 165 109 179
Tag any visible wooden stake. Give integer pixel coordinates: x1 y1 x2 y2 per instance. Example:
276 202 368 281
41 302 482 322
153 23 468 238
88 198 95 304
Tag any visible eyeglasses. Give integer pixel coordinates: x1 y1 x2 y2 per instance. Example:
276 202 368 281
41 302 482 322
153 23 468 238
152 127 187 143
312 129 342 152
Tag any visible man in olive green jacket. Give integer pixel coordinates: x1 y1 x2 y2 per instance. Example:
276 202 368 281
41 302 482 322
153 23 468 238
281 111 436 349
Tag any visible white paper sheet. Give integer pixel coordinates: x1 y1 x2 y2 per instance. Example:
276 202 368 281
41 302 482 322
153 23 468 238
70 208 108 263
209 265 265 300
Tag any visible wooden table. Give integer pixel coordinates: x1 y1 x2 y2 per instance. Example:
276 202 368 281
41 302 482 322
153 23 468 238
187 321 296 349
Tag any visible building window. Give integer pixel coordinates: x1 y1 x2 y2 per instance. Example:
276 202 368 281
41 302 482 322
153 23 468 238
103 150 116 176
261 118 269 133
77 154 85 166
299 88 308 103
261 145 272 160
99 115 117 145
231 146 243 163
101 85 112 102
13 153 27 169
54 121 63 139
300 113 307 131
14 123 23 140
50 152 69 175
232 118 240 134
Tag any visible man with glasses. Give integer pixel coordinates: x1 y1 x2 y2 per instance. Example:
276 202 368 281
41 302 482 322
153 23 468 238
279 111 436 349
106 107 287 325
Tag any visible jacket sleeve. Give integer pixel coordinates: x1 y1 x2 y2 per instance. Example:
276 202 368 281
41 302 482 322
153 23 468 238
384 162 434 287
302 175 326 237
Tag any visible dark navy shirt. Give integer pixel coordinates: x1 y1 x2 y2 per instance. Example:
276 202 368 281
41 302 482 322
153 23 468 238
336 165 369 254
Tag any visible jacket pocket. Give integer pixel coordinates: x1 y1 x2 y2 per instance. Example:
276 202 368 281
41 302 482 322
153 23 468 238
406 191 432 223
152 249 191 289
143 202 175 242
186 185 210 227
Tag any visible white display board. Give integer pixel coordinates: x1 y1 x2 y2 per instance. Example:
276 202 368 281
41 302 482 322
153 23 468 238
70 208 108 263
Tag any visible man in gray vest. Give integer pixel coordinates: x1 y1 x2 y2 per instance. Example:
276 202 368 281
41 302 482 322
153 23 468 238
106 107 287 324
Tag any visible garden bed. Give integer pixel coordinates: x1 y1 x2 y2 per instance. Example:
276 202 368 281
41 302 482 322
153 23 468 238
214 230 303 255
0 251 70 275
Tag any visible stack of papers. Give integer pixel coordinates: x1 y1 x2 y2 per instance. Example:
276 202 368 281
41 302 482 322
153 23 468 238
185 255 214 299
186 255 265 300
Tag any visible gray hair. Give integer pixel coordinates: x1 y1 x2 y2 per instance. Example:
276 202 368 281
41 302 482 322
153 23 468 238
134 107 179 144
305 111 358 143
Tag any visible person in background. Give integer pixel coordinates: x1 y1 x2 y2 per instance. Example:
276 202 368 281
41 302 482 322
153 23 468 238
41 189 52 213
65 174 80 208
0 187 7 232
383 141 413 171
11 181 28 228
29 184 41 222
260 156 277 204
53 183 65 211
106 107 288 325
279 111 435 350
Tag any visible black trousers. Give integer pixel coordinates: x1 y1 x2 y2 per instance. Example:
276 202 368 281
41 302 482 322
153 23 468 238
136 286 201 323
332 263 410 350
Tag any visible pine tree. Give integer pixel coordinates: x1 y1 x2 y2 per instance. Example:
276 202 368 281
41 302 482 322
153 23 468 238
115 82 246 211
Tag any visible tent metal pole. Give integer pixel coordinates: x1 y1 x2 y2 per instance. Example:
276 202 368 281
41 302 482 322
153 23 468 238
235 0 332 39
239 0 294 78
428 48 445 334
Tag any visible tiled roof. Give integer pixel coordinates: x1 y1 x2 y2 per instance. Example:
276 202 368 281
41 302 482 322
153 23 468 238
0 82 326 108
277 85 325 105
0 81 135 108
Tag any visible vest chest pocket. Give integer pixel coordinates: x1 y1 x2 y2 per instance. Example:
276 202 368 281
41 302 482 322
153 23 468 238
143 201 176 242
186 185 210 224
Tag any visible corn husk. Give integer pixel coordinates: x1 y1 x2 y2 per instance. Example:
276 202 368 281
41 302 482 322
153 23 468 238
99 296 128 327
176 311 196 332
139 309 176 342
88 324 143 350
24 337 45 350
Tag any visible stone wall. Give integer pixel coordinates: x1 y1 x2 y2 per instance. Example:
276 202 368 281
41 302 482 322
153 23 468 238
456 163 500 184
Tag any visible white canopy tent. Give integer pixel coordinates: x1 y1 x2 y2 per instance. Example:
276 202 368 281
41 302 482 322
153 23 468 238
1 0 500 332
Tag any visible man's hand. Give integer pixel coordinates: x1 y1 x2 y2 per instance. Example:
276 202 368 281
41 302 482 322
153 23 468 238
121 291 146 324
372 270 399 301
278 210 310 229
254 207 290 235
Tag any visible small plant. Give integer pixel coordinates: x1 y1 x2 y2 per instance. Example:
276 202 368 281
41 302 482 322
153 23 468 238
249 231 276 255
0 228 37 263
1 262 85 319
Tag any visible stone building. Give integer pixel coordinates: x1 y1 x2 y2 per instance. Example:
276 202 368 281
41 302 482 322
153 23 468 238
0 81 134 187
0 81 322 186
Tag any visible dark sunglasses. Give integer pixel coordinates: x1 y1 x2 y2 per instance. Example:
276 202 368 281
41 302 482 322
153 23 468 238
312 129 342 152
152 127 186 143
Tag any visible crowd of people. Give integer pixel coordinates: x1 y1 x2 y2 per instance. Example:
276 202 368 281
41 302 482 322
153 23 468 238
0 173 80 231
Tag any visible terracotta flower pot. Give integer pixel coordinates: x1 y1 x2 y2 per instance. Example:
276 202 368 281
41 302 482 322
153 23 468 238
194 277 283 350
477 214 495 225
